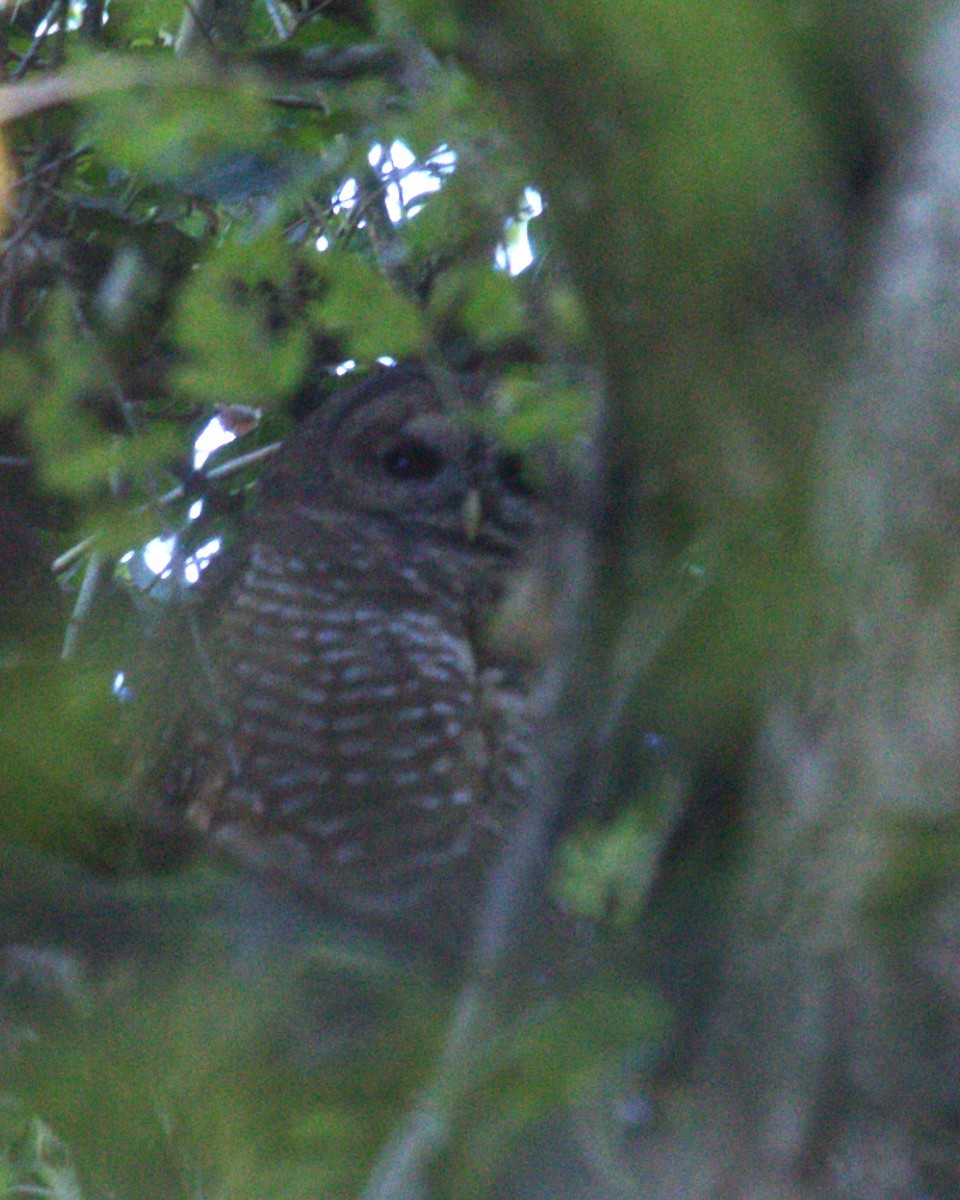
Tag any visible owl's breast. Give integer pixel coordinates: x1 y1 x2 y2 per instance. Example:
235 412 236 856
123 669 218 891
182 528 528 937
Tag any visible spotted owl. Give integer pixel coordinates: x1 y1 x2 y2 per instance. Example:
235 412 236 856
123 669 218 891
154 364 545 957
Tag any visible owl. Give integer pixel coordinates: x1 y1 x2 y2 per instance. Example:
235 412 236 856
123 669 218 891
154 363 546 958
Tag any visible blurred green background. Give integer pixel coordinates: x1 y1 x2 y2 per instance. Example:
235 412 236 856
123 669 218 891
2 1 959 1197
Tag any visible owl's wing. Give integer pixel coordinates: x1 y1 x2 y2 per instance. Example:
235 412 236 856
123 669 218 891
122 506 264 834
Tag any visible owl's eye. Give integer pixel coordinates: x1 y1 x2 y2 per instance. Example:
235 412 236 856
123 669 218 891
495 451 536 498
381 437 445 482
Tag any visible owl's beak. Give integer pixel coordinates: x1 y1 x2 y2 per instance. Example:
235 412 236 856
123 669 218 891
462 487 482 541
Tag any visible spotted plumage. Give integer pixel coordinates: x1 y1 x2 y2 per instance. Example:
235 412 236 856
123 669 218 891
160 364 543 954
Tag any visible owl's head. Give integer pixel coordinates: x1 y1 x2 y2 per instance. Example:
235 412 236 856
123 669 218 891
260 365 546 562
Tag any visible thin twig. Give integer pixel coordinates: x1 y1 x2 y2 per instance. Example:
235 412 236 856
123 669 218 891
14 144 89 187
360 525 596 1199
61 548 103 660
149 437 283 510
9 0 65 82
262 0 295 39
274 42 398 80
359 483 723 1195
184 588 243 778
174 0 218 56
50 535 97 577
50 441 282 576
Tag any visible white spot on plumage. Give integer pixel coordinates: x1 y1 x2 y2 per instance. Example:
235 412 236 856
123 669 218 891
331 714 371 734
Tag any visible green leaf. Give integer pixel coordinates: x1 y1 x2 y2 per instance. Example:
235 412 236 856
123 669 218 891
107 0 186 41
490 375 590 448
41 425 180 502
82 71 271 186
311 254 426 360
171 232 310 406
552 804 665 927
448 984 671 1196
0 349 43 417
429 261 526 346
7 294 140 502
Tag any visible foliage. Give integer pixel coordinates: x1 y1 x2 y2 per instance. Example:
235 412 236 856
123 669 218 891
4 0 960 1198
0 2 633 1197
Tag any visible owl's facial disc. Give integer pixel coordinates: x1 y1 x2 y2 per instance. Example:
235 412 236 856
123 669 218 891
337 407 539 556
266 374 545 559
